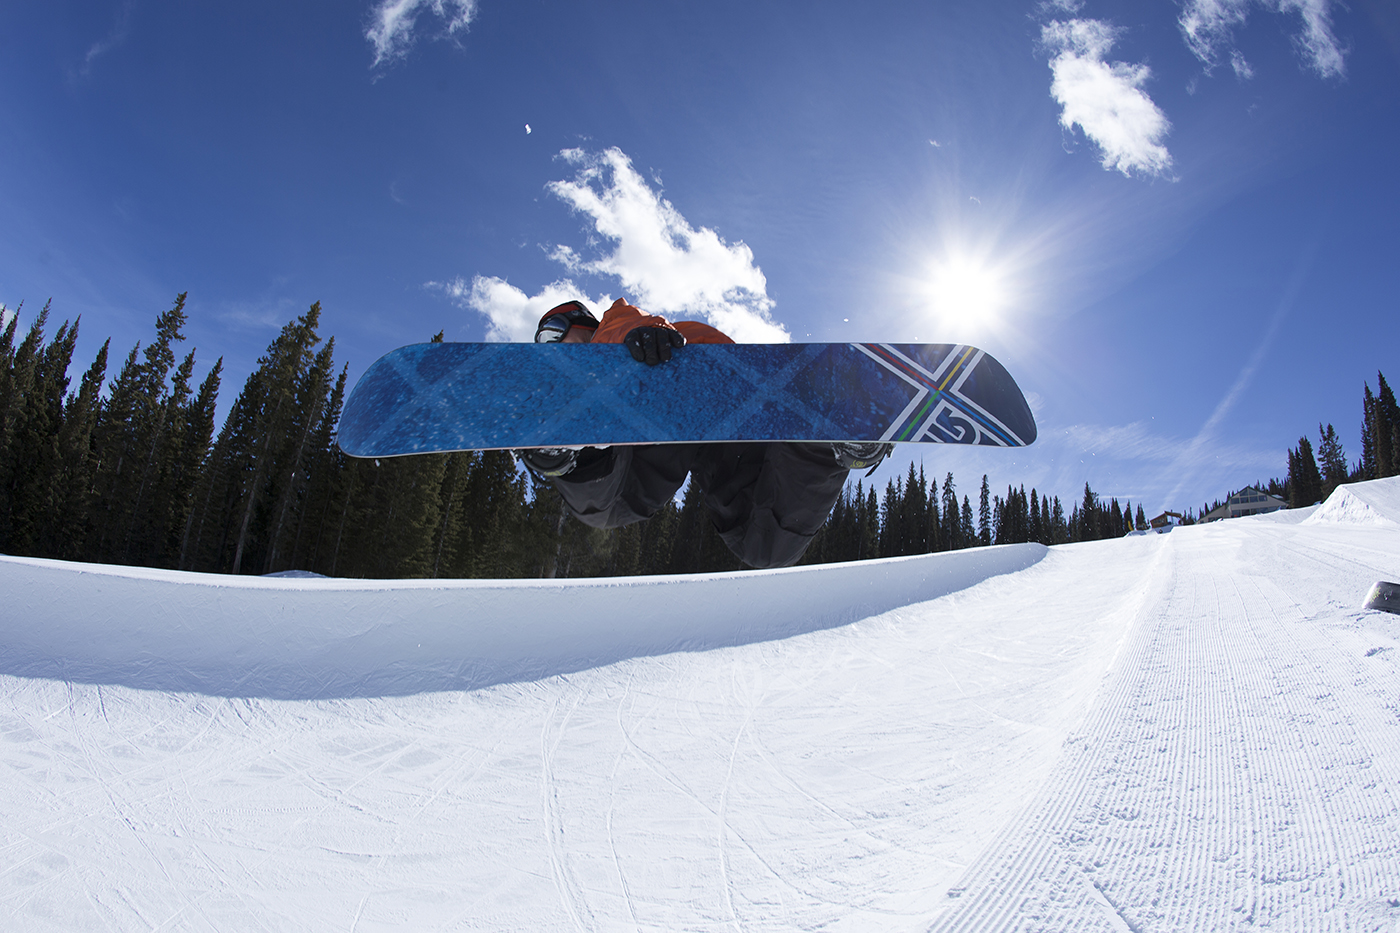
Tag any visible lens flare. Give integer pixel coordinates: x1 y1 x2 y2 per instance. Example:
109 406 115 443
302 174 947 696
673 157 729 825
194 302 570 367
922 252 1009 335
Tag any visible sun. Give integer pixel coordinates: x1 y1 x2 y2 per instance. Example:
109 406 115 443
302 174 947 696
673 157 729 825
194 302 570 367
924 253 1007 326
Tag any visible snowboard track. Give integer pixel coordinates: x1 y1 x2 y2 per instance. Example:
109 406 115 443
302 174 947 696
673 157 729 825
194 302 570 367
4 505 1400 930
932 524 1400 932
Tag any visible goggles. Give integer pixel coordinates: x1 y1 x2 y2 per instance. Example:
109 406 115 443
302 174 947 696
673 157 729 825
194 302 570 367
535 301 600 343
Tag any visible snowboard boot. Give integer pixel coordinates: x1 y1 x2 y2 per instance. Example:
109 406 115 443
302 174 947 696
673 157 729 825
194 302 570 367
519 447 578 478
832 441 893 471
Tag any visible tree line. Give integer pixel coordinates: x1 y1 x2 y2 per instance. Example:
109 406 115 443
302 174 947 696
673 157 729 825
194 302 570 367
1269 370 1400 511
0 296 1166 579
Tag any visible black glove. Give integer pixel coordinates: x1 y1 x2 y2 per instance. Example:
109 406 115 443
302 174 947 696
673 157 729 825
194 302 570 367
624 326 685 366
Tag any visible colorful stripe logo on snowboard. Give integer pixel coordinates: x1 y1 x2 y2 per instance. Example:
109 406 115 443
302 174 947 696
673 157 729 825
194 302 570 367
853 344 1027 447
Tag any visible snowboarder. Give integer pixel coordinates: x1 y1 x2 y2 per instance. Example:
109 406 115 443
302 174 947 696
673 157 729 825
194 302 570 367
519 299 892 569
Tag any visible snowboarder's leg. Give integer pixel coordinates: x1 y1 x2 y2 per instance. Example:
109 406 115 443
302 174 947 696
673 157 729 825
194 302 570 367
695 442 850 569
549 445 698 529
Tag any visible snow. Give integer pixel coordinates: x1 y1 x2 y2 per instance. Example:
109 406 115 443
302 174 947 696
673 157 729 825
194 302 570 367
1306 474 1400 527
3 479 1400 931
1 545 1045 698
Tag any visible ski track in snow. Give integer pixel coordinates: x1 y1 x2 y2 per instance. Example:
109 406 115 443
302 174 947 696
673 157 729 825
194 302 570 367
3 479 1400 931
933 520 1400 932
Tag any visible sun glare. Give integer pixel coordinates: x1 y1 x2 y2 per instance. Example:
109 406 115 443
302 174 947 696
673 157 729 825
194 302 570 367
924 253 1008 329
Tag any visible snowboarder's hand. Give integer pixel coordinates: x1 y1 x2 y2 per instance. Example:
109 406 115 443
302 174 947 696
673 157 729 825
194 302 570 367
624 326 685 366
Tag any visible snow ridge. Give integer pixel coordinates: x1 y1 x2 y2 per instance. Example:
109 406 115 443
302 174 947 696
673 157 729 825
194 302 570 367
0 545 1046 699
1304 474 1400 527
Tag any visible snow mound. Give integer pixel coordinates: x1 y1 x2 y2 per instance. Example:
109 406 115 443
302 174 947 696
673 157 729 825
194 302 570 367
1303 475 1400 527
1256 503 1317 523
0 544 1046 699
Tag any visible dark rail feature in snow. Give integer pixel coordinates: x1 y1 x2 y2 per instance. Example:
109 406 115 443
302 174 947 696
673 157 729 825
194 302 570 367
0 545 1047 699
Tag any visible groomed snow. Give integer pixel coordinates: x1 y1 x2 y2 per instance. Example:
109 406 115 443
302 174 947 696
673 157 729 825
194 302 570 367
3 477 1400 931
1306 475 1400 527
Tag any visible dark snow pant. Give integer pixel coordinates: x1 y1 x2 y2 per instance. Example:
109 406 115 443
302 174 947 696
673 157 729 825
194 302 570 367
551 443 850 569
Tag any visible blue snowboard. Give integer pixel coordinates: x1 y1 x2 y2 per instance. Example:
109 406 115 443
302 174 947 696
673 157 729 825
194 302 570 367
337 342 1036 458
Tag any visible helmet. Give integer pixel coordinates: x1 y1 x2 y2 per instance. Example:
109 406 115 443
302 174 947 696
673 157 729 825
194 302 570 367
534 301 600 343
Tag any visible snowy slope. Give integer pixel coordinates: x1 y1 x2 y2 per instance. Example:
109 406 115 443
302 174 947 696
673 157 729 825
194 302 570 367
1306 473 1400 527
3 478 1400 931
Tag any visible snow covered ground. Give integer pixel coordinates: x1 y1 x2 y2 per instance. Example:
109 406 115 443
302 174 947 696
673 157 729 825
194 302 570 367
3 478 1400 932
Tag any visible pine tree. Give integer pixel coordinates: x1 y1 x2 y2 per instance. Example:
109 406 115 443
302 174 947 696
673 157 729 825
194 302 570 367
1287 436 1324 508
181 303 329 573
925 473 941 552
903 462 928 554
46 339 109 559
279 363 343 573
345 453 447 578
0 305 80 555
942 472 959 550
861 484 879 560
444 449 530 578
1078 483 1099 542
87 294 198 564
261 338 339 573
219 304 334 573
1374 373 1397 477
1135 503 1147 531
1361 383 1378 480
879 474 901 557
978 475 991 546
1316 423 1347 497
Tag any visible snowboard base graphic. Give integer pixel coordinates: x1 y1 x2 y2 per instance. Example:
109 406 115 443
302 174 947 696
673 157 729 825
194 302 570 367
337 342 1036 458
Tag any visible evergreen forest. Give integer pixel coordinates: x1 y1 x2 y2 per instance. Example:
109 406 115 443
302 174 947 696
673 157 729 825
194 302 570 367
2 297 1393 579
1204 372 1400 517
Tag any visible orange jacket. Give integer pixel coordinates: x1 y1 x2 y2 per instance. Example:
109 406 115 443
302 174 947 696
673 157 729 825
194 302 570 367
590 298 733 346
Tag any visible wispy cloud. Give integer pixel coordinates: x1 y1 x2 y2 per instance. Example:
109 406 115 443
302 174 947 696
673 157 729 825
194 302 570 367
1180 0 1346 79
1062 421 1186 462
365 0 477 68
213 296 301 332
1041 19 1174 178
1160 237 1320 506
441 148 787 344
77 0 134 79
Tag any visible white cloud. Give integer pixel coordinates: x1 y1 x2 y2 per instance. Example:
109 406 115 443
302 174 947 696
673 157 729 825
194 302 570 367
434 148 788 343
1042 20 1174 179
545 149 788 342
1179 0 1251 68
1230 49 1255 79
1179 0 1346 79
429 276 615 344
366 0 477 68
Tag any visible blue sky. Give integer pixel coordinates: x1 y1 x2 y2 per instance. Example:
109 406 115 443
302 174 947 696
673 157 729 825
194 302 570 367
2 0 1397 516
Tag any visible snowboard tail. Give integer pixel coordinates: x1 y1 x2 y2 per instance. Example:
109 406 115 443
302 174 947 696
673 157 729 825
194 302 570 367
338 342 1036 458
